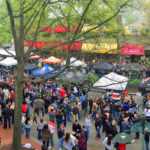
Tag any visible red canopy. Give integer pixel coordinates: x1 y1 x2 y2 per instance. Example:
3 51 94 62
40 27 51 33
121 45 144 55
54 25 67 33
24 41 82 50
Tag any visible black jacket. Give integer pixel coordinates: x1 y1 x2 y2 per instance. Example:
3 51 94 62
72 123 81 133
95 118 102 128
57 128 65 138
108 124 118 137
2 107 11 118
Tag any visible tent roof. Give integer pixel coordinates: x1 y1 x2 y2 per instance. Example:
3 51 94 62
0 48 16 56
93 72 128 91
0 57 17 66
93 62 114 71
61 57 87 67
31 64 56 77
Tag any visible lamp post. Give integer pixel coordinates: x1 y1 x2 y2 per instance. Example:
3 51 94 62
130 113 150 150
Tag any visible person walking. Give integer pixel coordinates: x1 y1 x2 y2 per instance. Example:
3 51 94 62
24 116 32 139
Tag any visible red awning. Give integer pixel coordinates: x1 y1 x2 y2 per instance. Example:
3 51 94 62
40 27 51 32
24 41 82 50
54 25 67 33
121 45 144 55
63 42 82 51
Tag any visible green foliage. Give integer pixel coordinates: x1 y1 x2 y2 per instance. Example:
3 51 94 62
127 78 140 89
88 73 99 85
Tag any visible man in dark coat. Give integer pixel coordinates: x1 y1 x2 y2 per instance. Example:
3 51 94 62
2 104 11 129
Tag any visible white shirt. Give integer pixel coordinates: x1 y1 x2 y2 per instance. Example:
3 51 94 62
74 87 78 93
103 137 114 150
144 108 150 117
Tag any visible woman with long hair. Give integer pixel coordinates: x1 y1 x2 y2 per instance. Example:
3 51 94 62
42 124 50 149
24 116 32 139
64 132 75 150
103 135 114 150
78 132 87 150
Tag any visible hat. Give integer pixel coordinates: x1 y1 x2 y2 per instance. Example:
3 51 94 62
23 143 31 149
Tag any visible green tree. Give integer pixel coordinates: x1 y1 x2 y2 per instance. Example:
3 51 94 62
0 0 129 149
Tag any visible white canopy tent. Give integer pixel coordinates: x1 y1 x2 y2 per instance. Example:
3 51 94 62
61 57 87 68
0 48 16 56
93 72 128 91
0 57 17 66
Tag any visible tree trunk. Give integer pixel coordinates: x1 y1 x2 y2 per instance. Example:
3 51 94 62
12 62 24 150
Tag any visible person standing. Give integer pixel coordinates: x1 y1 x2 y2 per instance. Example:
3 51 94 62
78 132 87 150
103 135 114 150
145 132 150 150
85 115 91 140
88 96 93 114
2 104 11 129
37 117 45 140
57 123 65 150
72 104 79 121
24 116 32 139
94 114 102 140
42 124 50 149
92 101 98 120
64 132 76 150
48 121 55 149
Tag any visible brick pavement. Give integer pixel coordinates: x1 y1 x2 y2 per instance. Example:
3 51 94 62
0 124 41 150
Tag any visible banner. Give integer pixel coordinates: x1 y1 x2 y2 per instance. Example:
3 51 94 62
121 45 144 55
81 43 118 54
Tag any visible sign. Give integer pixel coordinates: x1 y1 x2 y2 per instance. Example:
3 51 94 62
82 43 118 54
121 45 144 55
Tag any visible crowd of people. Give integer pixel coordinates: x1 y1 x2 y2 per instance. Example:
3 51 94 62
0 70 150 150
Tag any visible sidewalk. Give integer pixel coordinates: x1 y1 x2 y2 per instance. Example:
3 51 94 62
0 124 41 150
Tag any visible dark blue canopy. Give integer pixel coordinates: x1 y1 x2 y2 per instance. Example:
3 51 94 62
31 64 58 77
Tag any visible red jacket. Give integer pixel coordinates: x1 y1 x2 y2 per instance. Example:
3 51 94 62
10 92 15 102
118 143 126 150
22 104 28 113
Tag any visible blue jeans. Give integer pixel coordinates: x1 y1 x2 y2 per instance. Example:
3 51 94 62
96 128 101 138
78 112 81 120
146 141 149 150
86 127 90 140
67 112 71 122
50 133 54 147
113 111 120 123
36 108 44 117
92 111 97 120
25 128 31 138
21 123 24 134
38 129 42 140
58 137 63 149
